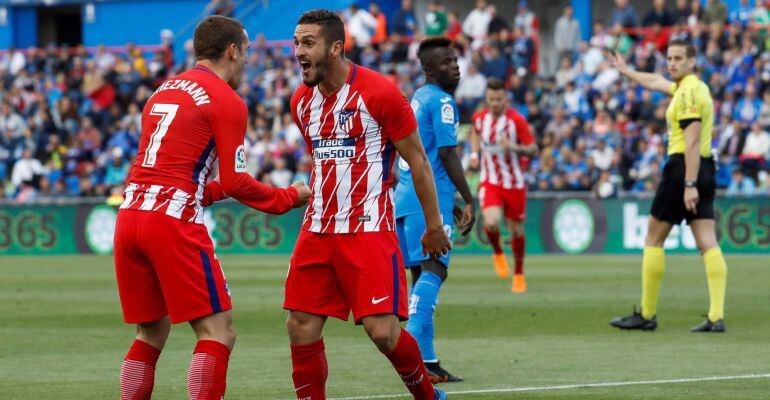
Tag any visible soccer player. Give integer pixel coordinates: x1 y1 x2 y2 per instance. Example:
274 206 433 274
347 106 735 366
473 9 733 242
609 41 727 333
395 37 475 383
286 10 451 400
114 16 310 400
469 79 537 293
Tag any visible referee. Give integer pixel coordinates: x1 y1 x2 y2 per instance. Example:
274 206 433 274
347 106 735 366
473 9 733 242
609 40 727 333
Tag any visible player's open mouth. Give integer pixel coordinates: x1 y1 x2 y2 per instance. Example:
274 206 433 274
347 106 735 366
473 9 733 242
299 60 312 73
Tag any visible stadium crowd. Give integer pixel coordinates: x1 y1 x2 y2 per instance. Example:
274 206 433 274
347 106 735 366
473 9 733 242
1 0 770 202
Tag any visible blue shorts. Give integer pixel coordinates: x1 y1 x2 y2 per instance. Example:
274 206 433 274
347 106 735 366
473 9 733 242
396 213 453 268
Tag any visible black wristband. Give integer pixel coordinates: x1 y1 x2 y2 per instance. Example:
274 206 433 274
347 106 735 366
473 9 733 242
685 180 697 188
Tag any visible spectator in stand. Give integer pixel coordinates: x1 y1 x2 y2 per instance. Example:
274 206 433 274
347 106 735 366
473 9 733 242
512 26 535 74
672 0 691 25
555 56 578 89
554 5 581 63
0 102 27 139
92 45 116 73
455 63 486 122
482 46 509 81
268 157 293 188
1 47 27 76
703 0 728 25
513 0 537 36
463 0 491 48
734 84 763 124
347 4 378 50
487 4 510 37
392 0 416 37
590 138 614 171
424 1 447 36
688 0 704 26
741 122 770 175
446 11 462 40
727 168 757 195
606 23 634 56
369 3 388 48
643 0 674 27
610 0 638 28
11 147 43 189
759 90 770 128
730 0 754 28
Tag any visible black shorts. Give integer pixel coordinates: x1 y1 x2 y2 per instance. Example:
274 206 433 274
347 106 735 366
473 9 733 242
650 154 716 225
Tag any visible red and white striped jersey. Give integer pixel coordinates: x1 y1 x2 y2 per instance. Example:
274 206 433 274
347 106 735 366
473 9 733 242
121 65 297 224
290 63 416 234
472 108 535 190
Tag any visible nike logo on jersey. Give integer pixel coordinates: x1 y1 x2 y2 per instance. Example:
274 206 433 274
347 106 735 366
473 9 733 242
440 96 452 103
371 296 389 304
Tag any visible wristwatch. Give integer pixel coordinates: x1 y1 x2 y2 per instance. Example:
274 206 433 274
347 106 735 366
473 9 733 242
685 180 697 188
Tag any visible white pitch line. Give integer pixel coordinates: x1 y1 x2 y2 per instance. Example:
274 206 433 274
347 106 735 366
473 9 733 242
323 373 770 400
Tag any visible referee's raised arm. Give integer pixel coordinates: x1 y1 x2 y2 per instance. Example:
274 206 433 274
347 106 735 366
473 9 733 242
609 51 674 95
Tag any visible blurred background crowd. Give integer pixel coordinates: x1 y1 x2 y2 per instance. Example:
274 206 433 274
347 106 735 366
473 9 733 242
1 0 769 202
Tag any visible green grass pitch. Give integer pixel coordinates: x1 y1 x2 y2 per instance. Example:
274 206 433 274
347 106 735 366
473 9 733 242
1 253 769 399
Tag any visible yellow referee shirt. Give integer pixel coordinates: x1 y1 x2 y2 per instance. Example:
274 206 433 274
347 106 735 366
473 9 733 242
665 74 714 157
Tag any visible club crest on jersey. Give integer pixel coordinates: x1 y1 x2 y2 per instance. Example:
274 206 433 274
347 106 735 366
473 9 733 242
235 145 247 172
338 109 356 133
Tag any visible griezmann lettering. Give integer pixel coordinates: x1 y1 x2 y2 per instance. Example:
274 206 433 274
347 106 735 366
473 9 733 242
151 79 211 106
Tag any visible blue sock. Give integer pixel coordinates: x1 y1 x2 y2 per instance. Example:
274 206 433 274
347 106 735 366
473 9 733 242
405 271 442 363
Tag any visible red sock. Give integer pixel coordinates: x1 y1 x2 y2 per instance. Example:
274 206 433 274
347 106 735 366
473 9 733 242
383 329 434 400
484 227 504 254
290 338 328 400
187 340 230 400
513 235 525 275
121 339 161 400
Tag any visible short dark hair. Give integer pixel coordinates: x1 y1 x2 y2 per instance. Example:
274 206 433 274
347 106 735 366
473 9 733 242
194 15 247 61
417 36 452 65
297 9 345 49
487 78 505 91
668 39 696 58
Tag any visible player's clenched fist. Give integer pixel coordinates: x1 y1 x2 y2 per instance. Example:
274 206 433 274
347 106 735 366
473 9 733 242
291 181 311 207
421 225 452 259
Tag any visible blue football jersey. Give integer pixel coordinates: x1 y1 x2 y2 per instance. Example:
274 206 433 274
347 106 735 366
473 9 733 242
395 84 459 218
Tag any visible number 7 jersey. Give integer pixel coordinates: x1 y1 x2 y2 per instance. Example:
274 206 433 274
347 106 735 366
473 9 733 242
122 64 297 223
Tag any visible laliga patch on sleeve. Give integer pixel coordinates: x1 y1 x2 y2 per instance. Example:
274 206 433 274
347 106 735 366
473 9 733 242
235 145 247 172
441 103 454 124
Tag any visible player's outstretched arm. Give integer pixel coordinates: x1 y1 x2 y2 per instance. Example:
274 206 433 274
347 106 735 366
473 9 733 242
438 146 475 236
394 132 452 257
210 100 308 214
609 51 673 95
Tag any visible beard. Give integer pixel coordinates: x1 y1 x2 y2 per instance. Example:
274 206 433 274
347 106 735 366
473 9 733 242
302 53 331 87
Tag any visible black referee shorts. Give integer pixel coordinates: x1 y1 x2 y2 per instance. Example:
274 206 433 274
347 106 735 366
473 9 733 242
650 154 716 225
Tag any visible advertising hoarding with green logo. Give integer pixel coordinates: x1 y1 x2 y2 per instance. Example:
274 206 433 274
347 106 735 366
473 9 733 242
0 197 767 255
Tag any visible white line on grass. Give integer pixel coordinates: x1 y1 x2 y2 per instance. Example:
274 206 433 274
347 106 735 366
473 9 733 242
324 373 770 399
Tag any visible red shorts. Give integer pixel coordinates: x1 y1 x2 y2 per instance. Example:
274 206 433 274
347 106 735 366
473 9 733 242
114 209 231 324
479 183 527 221
284 230 409 323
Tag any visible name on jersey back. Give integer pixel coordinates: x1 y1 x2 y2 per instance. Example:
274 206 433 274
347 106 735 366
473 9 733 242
151 79 211 106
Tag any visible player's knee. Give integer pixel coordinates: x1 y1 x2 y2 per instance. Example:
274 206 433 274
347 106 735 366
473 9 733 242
644 234 665 247
136 317 171 350
484 218 499 230
422 261 447 281
364 322 397 352
697 241 718 254
511 223 524 237
286 313 322 344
